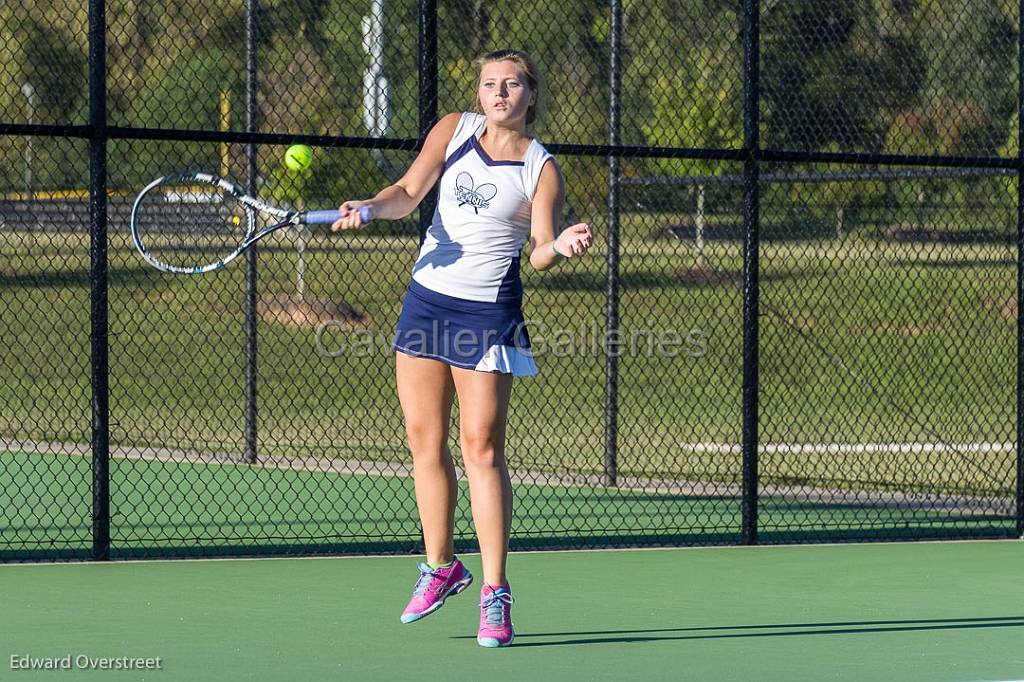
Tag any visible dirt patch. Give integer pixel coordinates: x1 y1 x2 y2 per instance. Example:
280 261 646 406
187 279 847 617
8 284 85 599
257 294 372 330
995 296 1016 321
779 310 817 330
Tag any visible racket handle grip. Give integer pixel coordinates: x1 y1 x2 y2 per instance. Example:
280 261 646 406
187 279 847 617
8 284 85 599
305 206 372 225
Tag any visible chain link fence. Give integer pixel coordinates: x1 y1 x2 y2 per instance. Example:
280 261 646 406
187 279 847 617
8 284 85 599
1 0 1022 560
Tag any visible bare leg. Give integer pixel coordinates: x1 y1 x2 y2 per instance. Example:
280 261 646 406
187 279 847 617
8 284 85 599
396 352 457 565
451 367 514 587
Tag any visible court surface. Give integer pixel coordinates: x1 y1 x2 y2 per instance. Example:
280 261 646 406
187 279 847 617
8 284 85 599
3 540 1022 681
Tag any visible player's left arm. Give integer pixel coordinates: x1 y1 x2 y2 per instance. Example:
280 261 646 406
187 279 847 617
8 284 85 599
528 159 592 271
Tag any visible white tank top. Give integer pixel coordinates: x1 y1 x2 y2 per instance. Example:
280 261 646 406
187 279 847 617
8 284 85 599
410 112 554 303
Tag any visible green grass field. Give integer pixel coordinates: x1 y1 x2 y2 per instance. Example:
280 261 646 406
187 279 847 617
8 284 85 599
1 214 1017 502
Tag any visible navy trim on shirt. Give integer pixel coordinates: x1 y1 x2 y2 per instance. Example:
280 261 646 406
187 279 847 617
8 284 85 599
442 137 476 173
471 136 526 167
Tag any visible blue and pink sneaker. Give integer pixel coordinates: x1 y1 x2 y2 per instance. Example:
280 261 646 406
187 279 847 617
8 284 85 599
400 558 474 624
477 585 515 647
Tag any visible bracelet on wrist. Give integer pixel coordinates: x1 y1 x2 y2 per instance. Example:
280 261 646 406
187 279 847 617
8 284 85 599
551 241 567 258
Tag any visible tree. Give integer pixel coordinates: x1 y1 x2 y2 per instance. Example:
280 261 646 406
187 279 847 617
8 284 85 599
761 0 926 153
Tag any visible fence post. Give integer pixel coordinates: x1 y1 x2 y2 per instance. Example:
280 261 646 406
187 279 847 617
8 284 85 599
89 0 110 561
1016 0 1024 538
604 0 623 488
741 0 761 545
413 0 438 554
417 0 438 247
244 0 260 464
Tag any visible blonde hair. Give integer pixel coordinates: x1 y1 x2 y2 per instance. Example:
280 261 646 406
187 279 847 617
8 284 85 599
471 49 542 125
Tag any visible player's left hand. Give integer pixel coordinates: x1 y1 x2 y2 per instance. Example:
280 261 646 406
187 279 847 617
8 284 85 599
554 222 593 257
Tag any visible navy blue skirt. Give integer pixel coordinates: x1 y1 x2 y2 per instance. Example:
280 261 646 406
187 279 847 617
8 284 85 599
392 279 538 376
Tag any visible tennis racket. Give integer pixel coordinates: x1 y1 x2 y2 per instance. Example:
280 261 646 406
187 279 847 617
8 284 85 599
130 171 371 274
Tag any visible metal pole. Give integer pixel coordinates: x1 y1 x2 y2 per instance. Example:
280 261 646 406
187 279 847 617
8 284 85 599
411 0 439 556
695 184 706 267
364 0 395 178
89 0 110 561
604 0 623 488
741 0 761 545
244 0 259 464
1016 0 1024 538
219 90 230 177
417 0 438 247
21 83 35 201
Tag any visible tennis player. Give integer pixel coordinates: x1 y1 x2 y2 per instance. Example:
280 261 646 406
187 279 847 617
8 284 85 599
332 49 592 647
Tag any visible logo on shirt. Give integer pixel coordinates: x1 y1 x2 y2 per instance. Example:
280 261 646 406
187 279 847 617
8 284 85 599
454 172 497 214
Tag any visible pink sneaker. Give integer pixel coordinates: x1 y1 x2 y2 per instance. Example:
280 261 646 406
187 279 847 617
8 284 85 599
400 558 473 624
477 585 515 647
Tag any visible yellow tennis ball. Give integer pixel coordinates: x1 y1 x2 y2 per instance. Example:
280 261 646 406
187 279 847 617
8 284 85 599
284 144 313 171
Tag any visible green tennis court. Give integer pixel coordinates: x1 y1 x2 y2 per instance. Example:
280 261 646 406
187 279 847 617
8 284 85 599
3 541 1022 681
2 449 1013 561
7 1 1024 680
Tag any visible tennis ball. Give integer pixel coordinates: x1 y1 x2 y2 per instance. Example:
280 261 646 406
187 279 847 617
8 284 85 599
284 144 313 171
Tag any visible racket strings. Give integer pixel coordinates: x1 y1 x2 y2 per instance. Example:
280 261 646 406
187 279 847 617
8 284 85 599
134 182 253 271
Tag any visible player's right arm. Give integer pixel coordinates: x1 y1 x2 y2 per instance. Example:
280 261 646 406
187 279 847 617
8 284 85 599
332 112 461 231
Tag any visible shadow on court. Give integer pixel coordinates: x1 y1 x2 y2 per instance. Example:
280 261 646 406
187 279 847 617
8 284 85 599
451 615 1024 647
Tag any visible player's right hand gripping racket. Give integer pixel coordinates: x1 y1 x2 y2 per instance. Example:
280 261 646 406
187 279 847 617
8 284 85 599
130 171 371 275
